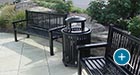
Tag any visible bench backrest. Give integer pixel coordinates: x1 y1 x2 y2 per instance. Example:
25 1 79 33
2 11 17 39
106 26 140 75
26 10 67 30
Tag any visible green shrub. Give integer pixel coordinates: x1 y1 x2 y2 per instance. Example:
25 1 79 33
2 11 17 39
12 11 26 30
0 5 15 30
34 0 73 13
87 0 140 29
12 11 25 21
0 5 25 31
87 0 109 25
34 0 63 8
54 0 73 13
35 1 56 8
71 7 86 13
34 0 63 3
0 5 15 20
43 0 63 3
0 4 4 9
108 0 131 18
0 16 8 28
128 16 140 37
117 18 129 30
35 0 87 13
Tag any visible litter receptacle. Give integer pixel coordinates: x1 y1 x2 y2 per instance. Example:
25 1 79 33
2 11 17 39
61 16 91 67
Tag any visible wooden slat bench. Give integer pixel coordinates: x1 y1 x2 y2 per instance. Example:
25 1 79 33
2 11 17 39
77 25 140 75
13 10 67 55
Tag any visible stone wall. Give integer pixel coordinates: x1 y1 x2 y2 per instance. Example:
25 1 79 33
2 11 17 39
0 0 15 4
15 1 37 11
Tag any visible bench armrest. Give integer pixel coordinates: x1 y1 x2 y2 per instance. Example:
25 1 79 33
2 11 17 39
12 19 27 24
77 42 108 74
12 20 27 29
77 42 108 50
48 25 66 32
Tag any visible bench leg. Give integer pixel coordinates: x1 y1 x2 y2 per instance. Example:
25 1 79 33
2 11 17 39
14 30 18 42
78 62 82 75
27 34 30 38
49 32 54 56
78 50 82 75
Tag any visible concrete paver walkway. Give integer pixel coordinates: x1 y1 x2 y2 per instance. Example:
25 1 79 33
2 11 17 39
0 32 87 75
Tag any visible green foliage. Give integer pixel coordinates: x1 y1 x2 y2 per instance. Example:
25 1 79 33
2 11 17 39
12 11 25 21
42 0 63 3
34 0 73 13
117 18 129 30
0 4 4 9
35 1 56 8
0 5 25 31
12 11 26 30
54 0 73 13
128 16 140 37
108 0 131 18
87 0 140 29
87 0 109 25
71 7 86 13
0 5 15 29
34 0 63 3
35 0 86 13
0 5 16 20
0 16 8 28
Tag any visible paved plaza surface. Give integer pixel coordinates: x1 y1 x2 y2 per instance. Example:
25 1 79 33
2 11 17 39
0 32 88 75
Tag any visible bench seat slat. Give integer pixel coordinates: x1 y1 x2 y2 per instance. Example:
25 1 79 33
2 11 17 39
81 57 128 75
15 28 62 40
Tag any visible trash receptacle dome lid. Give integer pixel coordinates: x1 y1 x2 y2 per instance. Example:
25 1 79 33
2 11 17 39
61 27 91 34
65 16 86 23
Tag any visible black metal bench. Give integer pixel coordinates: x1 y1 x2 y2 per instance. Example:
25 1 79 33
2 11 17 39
77 25 140 75
13 10 67 55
